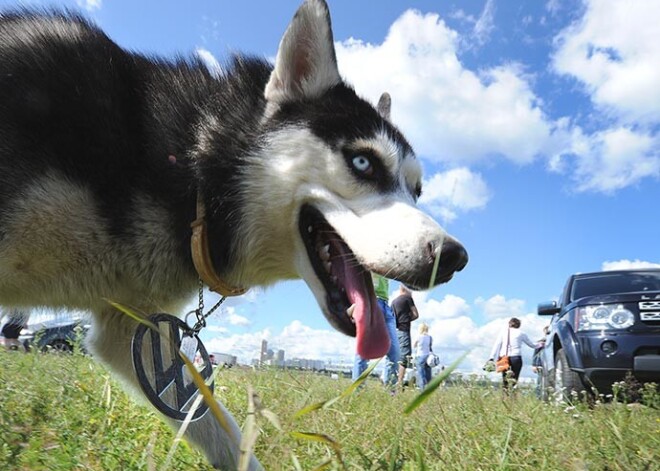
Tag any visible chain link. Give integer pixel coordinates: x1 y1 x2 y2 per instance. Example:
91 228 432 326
187 279 227 335
198 279 205 314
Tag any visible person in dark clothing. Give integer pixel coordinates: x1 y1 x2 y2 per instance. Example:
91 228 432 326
532 325 550 398
391 285 419 388
1 308 28 351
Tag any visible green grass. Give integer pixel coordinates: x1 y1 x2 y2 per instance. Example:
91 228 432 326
1 350 658 470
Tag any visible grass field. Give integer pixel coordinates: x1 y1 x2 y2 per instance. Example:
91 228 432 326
1 349 658 470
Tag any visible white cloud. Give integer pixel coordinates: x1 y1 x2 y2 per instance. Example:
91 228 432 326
277 320 356 359
473 0 496 46
76 0 101 12
412 292 471 322
196 48 222 77
206 325 228 333
545 0 562 16
552 0 660 124
474 294 526 320
205 328 272 364
419 167 491 222
546 1 660 193
448 0 496 47
602 259 660 271
223 306 251 326
550 126 659 192
448 9 476 24
335 10 551 165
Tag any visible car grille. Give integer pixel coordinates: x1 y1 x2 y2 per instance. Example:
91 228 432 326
639 301 660 325
640 312 660 321
639 301 660 310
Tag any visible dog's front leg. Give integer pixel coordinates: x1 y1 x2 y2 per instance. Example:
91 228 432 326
87 307 263 470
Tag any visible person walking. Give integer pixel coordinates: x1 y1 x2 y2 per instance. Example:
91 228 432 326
1 308 28 351
391 284 418 388
488 317 538 392
414 323 433 390
532 325 550 398
352 273 400 388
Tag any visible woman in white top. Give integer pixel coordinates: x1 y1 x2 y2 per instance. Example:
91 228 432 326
489 317 537 390
414 323 433 390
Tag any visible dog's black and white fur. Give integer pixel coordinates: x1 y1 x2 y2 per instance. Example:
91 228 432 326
0 0 467 468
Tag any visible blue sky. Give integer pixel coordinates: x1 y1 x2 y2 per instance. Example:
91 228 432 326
5 0 658 376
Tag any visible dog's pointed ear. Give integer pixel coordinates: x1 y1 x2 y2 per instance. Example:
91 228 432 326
265 0 341 107
377 92 391 120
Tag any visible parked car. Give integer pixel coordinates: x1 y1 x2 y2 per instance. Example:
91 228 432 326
19 318 90 352
537 269 660 400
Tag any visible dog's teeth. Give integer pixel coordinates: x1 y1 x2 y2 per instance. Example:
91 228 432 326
324 261 332 273
331 275 338 285
307 225 313 233
319 244 330 261
346 304 356 320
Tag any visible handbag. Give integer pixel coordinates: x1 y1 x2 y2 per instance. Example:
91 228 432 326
495 328 511 373
495 356 510 373
426 352 440 367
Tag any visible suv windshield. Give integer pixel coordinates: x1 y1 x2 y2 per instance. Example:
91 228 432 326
571 271 660 301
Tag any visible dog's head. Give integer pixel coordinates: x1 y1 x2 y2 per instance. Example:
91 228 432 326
237 0 467 359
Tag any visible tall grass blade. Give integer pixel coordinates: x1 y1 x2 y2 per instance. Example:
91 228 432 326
177 350 236 441
428 233 444 289
415 446 427 471
161 366 221 471
404 350 469 414
499 420 513 469
289 432 345 469
105 300 156 331
310 460 333 470
291 453 303 471
388 441 400 471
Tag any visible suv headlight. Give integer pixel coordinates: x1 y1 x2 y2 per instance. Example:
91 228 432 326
575 304 635 331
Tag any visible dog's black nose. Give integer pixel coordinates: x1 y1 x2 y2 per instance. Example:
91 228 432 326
429 238 468 285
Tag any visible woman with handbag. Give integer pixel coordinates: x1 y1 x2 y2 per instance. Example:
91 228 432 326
488 318 537 392
414 323 434 390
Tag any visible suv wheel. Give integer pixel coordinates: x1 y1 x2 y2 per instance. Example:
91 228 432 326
539 369 551 401
48 340 73 353
554 348 585 401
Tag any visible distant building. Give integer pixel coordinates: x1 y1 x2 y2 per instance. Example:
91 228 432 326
260 339 268 364
284 358 325 370
251 339 323 371
210 352 237 367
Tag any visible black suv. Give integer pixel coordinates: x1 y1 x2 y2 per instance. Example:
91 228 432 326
19 318 90 352
537 269 660 398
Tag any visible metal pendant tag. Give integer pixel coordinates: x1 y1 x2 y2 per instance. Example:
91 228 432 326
131 313 214 421
180 335 199 363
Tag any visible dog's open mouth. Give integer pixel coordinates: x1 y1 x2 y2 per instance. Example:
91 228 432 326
299 205 389 359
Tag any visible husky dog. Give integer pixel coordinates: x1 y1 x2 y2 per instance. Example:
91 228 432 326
0 0 467 468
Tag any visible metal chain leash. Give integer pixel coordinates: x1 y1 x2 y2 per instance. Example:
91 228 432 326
186 279 227 335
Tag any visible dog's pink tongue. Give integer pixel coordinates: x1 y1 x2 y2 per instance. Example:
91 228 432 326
346 271 390 359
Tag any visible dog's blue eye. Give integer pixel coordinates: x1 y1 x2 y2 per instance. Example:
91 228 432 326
352 155 372 175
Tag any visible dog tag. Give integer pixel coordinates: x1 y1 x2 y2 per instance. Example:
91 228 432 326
180 335 198 363
131 313 214 421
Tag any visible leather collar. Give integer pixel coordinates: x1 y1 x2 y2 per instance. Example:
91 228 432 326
190 193 247 297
